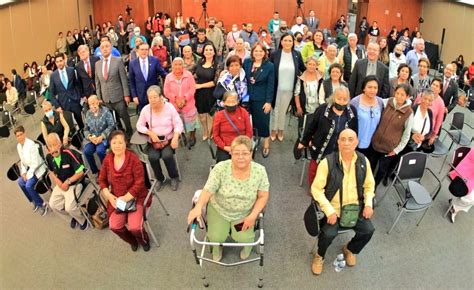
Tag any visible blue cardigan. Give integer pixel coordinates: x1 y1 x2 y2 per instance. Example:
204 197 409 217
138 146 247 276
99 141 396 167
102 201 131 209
243 58 275 104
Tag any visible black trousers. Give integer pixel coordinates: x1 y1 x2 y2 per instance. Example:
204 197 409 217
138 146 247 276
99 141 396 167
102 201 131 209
357 145 378 172
373 151 398 186
104 101 132 138
317 217 375 258
216 147 231 163
147 144 179 182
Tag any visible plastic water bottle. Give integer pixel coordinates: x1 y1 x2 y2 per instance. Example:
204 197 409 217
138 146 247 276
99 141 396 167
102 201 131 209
337 253 345 261
334 253 346 272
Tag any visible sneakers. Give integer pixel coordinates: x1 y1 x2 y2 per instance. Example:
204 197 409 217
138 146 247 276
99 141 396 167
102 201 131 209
212 246 223 262
70 218 78 229
131 243 139 252
40 204 49 216
32 204 40 213
343 244 356 266
240 246 252 260
143 242 151 252
450 207 456 223
311 253 324 275
170 178 179 191
79 220 89 231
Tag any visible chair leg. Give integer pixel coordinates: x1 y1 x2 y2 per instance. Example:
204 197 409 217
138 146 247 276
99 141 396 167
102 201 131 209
417 207 430 226
388 208 405 234
154 193 170 216
444 203 453 217
145 221 160 247
299 159 308 187
174 154 182 181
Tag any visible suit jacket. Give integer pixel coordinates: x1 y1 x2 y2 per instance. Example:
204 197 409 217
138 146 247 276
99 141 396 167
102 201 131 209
76 56 99 97
243 58 275 103
270 49 305 107
95 56 130 104
49 67 81 111
12 75 26 95
441 78 459 112
305 16 319 32
349 59 390 99
129 56 167 105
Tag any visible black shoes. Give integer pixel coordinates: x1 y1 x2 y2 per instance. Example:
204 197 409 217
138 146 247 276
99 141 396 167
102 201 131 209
143 242 151 252
70 218 78 229
131 243 139 252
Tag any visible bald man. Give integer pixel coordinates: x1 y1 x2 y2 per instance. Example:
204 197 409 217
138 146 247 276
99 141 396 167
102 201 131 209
310 128 375 275
441 63 459 113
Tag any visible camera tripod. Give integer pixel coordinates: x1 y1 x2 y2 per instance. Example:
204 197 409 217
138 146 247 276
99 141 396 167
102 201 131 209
198 2 209 28
293 3 304 22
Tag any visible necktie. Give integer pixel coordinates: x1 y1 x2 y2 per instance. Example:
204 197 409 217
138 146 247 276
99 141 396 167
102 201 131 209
141 59 148 80
311 17 314 27
86 60 92 77
443 78 449 94
61 70 68 88
103 58 109 80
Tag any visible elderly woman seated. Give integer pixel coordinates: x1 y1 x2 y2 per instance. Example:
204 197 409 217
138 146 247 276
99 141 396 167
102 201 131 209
136 85 183 191
82 95 115 174
4 80 18 109
187 136 269 262
40 100 70 146
212 91 253 163
98 130 151 251
164 57 198 146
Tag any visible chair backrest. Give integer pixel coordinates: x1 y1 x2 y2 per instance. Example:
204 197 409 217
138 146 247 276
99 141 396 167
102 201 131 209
395 152 428 181
450 112 464 131
1 111 10 126
26 91 36 104
451 146 471 168
24 103 36 115
0 125 9 138
62 111 77 133
141 160 154 189
34 140 47 161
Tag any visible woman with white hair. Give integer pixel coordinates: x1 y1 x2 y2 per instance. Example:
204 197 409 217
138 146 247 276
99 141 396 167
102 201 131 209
151 35 169 69
136 85 183 191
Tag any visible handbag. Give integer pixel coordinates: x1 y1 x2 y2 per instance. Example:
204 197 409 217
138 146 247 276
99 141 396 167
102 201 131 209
303 199 325 237
147 105 170 150
338 183 360 228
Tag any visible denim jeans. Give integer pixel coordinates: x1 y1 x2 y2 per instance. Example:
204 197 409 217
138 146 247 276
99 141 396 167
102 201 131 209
83 141 107 173
18 176 44 206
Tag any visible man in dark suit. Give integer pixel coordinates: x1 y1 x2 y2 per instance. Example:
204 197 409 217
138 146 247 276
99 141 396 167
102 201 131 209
95 39 133 138
129 43 167 112
305 10 319 33
11 69 26 98
76 45 99 110
49 53 84 129
162 27 177 64
441 63 459 113
349 42 390 99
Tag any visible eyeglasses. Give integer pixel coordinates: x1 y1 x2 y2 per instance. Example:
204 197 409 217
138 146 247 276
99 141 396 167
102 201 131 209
370 107 375 118
232 151 251 157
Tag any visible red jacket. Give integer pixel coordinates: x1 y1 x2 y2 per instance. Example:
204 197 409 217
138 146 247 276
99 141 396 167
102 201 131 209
98 150 149 216
213 107 253 149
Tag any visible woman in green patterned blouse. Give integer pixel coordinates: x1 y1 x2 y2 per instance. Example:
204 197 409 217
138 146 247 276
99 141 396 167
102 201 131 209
187 136 269 262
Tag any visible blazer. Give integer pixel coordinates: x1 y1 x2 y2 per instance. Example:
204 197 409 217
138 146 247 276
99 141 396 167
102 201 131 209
49 67 81 111
441 78 459 113
270 49 305 107
12 75 26 95
348 58 390 99
242 58 275 104
75 56 99 97
95 56 130 104
129 56 167 106
305 16 319 32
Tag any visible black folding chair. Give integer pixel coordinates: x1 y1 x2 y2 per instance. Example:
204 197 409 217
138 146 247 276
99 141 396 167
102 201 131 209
377 152 442 234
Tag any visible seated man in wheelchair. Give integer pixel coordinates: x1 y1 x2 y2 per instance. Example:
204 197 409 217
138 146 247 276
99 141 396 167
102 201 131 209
187 136 269 262
45 133 88 230
310 128 375 275
14 126 49 215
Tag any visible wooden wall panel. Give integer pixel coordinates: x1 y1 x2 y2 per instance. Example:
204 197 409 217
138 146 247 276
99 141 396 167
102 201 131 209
153 0 182 19
92 0 150 29
0 0 93 74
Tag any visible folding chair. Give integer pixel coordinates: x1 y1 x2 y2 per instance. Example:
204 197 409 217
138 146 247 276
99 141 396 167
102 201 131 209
142 159 171 247
441 146 471 217
377 152 442 234
189 190 265 288
298 113 314 187
438 112 473 171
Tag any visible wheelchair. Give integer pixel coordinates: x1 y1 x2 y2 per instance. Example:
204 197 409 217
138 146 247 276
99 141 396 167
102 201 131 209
189 190 265 288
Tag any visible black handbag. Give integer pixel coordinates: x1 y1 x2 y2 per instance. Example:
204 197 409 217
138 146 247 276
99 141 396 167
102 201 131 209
303 199 325 237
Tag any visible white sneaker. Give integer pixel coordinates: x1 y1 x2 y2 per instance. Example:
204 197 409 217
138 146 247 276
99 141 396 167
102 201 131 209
449 208 456 223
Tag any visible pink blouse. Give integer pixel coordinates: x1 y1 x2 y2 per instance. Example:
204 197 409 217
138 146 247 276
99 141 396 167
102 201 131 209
163 70 197 119
414 94 445 138
136 102 184 140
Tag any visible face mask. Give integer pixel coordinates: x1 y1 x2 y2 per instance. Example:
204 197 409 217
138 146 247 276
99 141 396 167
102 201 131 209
225 105 237 112
209 24 215 29
296 37 303 42
261 33 267 37
281 27 287 31
232 27 238 32
395 52 401 58
134 31 140 36
45 111 54 118
333 103 346 111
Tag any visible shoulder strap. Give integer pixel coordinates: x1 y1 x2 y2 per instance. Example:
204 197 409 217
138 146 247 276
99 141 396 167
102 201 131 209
223 110 241 135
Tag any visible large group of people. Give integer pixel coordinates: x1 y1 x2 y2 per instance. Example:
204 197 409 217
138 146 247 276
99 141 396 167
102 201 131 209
3 7 473 279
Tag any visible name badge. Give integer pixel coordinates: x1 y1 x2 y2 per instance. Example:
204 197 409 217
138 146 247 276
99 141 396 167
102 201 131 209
62 164 71 169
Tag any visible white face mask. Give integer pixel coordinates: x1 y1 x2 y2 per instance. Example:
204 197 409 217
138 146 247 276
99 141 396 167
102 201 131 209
134 31 140 36
261 33 267 37
232 27 238 32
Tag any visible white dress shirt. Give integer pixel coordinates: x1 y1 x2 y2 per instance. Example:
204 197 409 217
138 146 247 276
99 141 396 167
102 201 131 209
17 138 47 180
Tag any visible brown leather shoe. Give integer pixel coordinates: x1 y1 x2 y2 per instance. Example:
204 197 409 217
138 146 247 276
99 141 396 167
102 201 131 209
311 253 324 275
343 244 356 266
